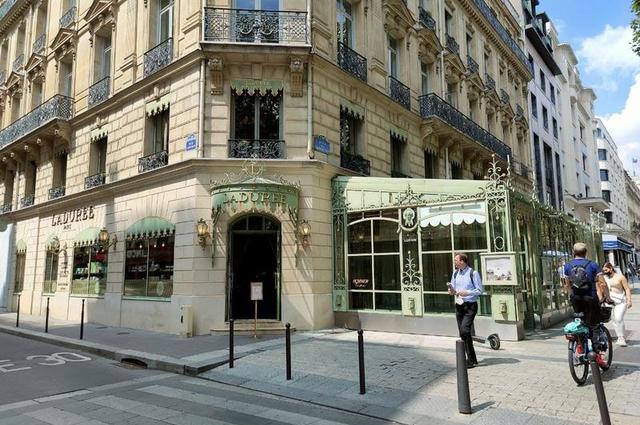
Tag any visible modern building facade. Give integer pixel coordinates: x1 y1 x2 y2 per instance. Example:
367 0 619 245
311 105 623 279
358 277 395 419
625 172 640 267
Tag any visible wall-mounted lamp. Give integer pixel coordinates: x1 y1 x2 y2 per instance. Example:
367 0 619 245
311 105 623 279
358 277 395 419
196 218 211 249
298 220 311 247
98 228 118 250
49 236 61 253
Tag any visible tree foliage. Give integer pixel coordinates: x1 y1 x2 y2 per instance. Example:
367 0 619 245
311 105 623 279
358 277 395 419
633 0 640 56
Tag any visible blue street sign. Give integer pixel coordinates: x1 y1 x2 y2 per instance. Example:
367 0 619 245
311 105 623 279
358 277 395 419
314 135 330 154
185 134 197 151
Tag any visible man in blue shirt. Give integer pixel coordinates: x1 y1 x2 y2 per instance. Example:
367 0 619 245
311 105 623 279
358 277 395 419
449 253 483 368
563 242 601 329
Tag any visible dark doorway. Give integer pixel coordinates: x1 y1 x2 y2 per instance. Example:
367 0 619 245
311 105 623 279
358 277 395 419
228 215 280 320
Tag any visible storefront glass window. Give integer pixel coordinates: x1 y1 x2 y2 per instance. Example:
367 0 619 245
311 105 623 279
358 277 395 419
71 246 107 296
124 236 174 298
43 250 59 294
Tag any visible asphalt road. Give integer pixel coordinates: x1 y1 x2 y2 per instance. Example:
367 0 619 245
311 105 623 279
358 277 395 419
0 333 161 405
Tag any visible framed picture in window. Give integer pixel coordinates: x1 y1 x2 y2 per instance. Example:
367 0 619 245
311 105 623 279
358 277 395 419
480 252 517 285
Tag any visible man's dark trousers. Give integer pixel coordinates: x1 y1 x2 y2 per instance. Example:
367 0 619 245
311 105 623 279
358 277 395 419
456 301 478 363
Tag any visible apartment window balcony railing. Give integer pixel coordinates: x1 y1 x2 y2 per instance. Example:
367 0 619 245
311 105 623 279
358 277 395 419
228 139 285 159
32 34 45 55
389 76 411 110
418 7 436 31
48 185 65 200
445 34 459 55
43 281 57 295
138 150 168 173
88 77 110 108
144 38 173 78
59 6 76 29
516 104 524 117
0 0 17 22
20 194 34 208
337 42 367 82
500 89 510 105
341 149 370 176
0 203 11 214
467 55 479 75
12 54 24 72
419 93 511 160
0 95 73 150
485 73 496 91
391 170 411 178
470 0 533 75
84 173 106 189
203 7 308 44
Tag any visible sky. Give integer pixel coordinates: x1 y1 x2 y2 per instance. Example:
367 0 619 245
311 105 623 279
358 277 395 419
541 0 640 173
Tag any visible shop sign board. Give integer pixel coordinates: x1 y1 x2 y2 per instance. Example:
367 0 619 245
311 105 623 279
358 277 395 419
51 206 95 227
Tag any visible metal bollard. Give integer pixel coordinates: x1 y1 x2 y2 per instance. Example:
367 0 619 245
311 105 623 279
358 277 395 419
588 352 611 425
456 339 472 414
45 297 50 333
80 299 85 340
358 329 366 394
229 318 234 368
16 294 21 328
285 323 292 380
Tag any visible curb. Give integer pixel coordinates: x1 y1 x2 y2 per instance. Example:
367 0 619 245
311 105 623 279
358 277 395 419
0 324 226 376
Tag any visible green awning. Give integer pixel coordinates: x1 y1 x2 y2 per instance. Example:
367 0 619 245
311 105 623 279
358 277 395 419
16 239 27 253
145 94 171 117
126 217 175 240
230 79 283 93
74 228 100 247
340 98 365 120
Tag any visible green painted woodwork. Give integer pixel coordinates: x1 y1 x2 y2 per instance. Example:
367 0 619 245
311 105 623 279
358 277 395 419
73 227 100 247
125 217 174 240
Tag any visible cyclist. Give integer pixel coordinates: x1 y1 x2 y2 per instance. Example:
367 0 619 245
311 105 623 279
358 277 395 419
563 242 607 367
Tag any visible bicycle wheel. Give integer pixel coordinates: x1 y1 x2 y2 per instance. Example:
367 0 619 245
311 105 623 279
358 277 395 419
599 326 613 371
568 340 589 385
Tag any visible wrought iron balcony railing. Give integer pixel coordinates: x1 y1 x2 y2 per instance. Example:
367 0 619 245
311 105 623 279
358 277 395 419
138 150 168 173
59 6 76 29
0 95 73 149
419 93 511 160
203 8 308 44
12 54 23 72
85 173 106 189
341 149 370 176
500 89 510 105
337 42 367 82
228 139 285 159
49 185 65 200
0 0 17 23
467 55 479 75
446 34 459 55
418 7 436 31
0 203 11 213
516 104 524 117
144 38 173 78
88 76 110 108
389 76 411 110
470 0 532 75
20 194 34 208
485 73 496 91
32 34 45 55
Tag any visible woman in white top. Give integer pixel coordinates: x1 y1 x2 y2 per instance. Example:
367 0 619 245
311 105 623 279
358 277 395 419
602 262 633 346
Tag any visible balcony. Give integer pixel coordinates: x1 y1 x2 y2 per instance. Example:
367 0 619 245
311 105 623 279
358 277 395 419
88 76 110 108
138 150 168 173
48 185 65 200
0 95 73 151
0 203 11 213
59 6 76 29
12 54 23 72
419 93 511 160
389 76 410 110
144 38 173 78
84 173 106 189
445 34 459 55
418 7 436 31
32 34 45 55
485 74 496 91
467 55 479 75
203 8 308 44
500 89 510 105
337 42 367 82
341 150 370 176
228 139 285 159
20 194 34 208
516 104 524 117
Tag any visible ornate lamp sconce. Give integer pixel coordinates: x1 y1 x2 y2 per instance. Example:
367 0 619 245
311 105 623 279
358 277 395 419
98 228 118 250
298 220 311 247
196 218 211 249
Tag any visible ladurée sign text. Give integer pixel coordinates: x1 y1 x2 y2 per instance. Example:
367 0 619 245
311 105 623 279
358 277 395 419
52 206 95 227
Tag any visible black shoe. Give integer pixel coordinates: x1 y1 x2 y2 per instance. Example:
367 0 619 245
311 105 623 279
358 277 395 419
466 360 476 368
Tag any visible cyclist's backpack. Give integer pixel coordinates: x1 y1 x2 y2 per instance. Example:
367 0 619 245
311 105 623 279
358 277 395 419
567 261 592 291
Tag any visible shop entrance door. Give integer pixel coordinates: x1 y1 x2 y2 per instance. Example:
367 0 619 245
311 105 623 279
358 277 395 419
228 215 280 320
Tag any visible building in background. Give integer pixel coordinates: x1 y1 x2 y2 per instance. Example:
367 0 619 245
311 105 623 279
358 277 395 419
625 172 640 268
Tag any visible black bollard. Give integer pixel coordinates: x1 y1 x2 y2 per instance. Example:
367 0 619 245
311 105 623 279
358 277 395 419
285 323 292 380
358 329 366 394
80 299 85 340
456 339 472 414
16 294 20 328
229 318 234 368
45 297 50 333
588 352 611 425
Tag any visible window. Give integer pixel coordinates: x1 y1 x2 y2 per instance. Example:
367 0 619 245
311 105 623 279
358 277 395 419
231 89 282 159
602 190 611 203
604 211 613 224
527 53 534 72
31 80 43 108
585 185 590 198
579 124 585 140
539 70 546 93
3 170 14 206
25 160 37 198
52 153 67 191
95 34 112 81
43 249 59 294
446 82 457 108
549 83 555 105
451 162 463 179
124 236 174 298
552 117 558 138
600 169 609 181
531 93 537 118
484 51 490 75
424 150 438 178
387 36 398 78
71 245 108 296
59 61 73 97
336 0 354 47
390 135 405 176
598 149 607 161
146 109 170 155
445 10 453 35
542 106 548 130
582 154 587 172
420 62 429 95
14 251 26 293
158 0 173 43
340 108 364 167
466 32 473 56
597 128 602 138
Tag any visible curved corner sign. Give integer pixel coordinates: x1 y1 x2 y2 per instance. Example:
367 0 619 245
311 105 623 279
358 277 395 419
212 184 299 214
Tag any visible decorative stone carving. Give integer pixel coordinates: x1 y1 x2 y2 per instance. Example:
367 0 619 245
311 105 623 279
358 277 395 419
208 57 224 95
289 57 304 97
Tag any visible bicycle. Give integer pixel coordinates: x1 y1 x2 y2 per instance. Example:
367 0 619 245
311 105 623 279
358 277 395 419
564 307 613 386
